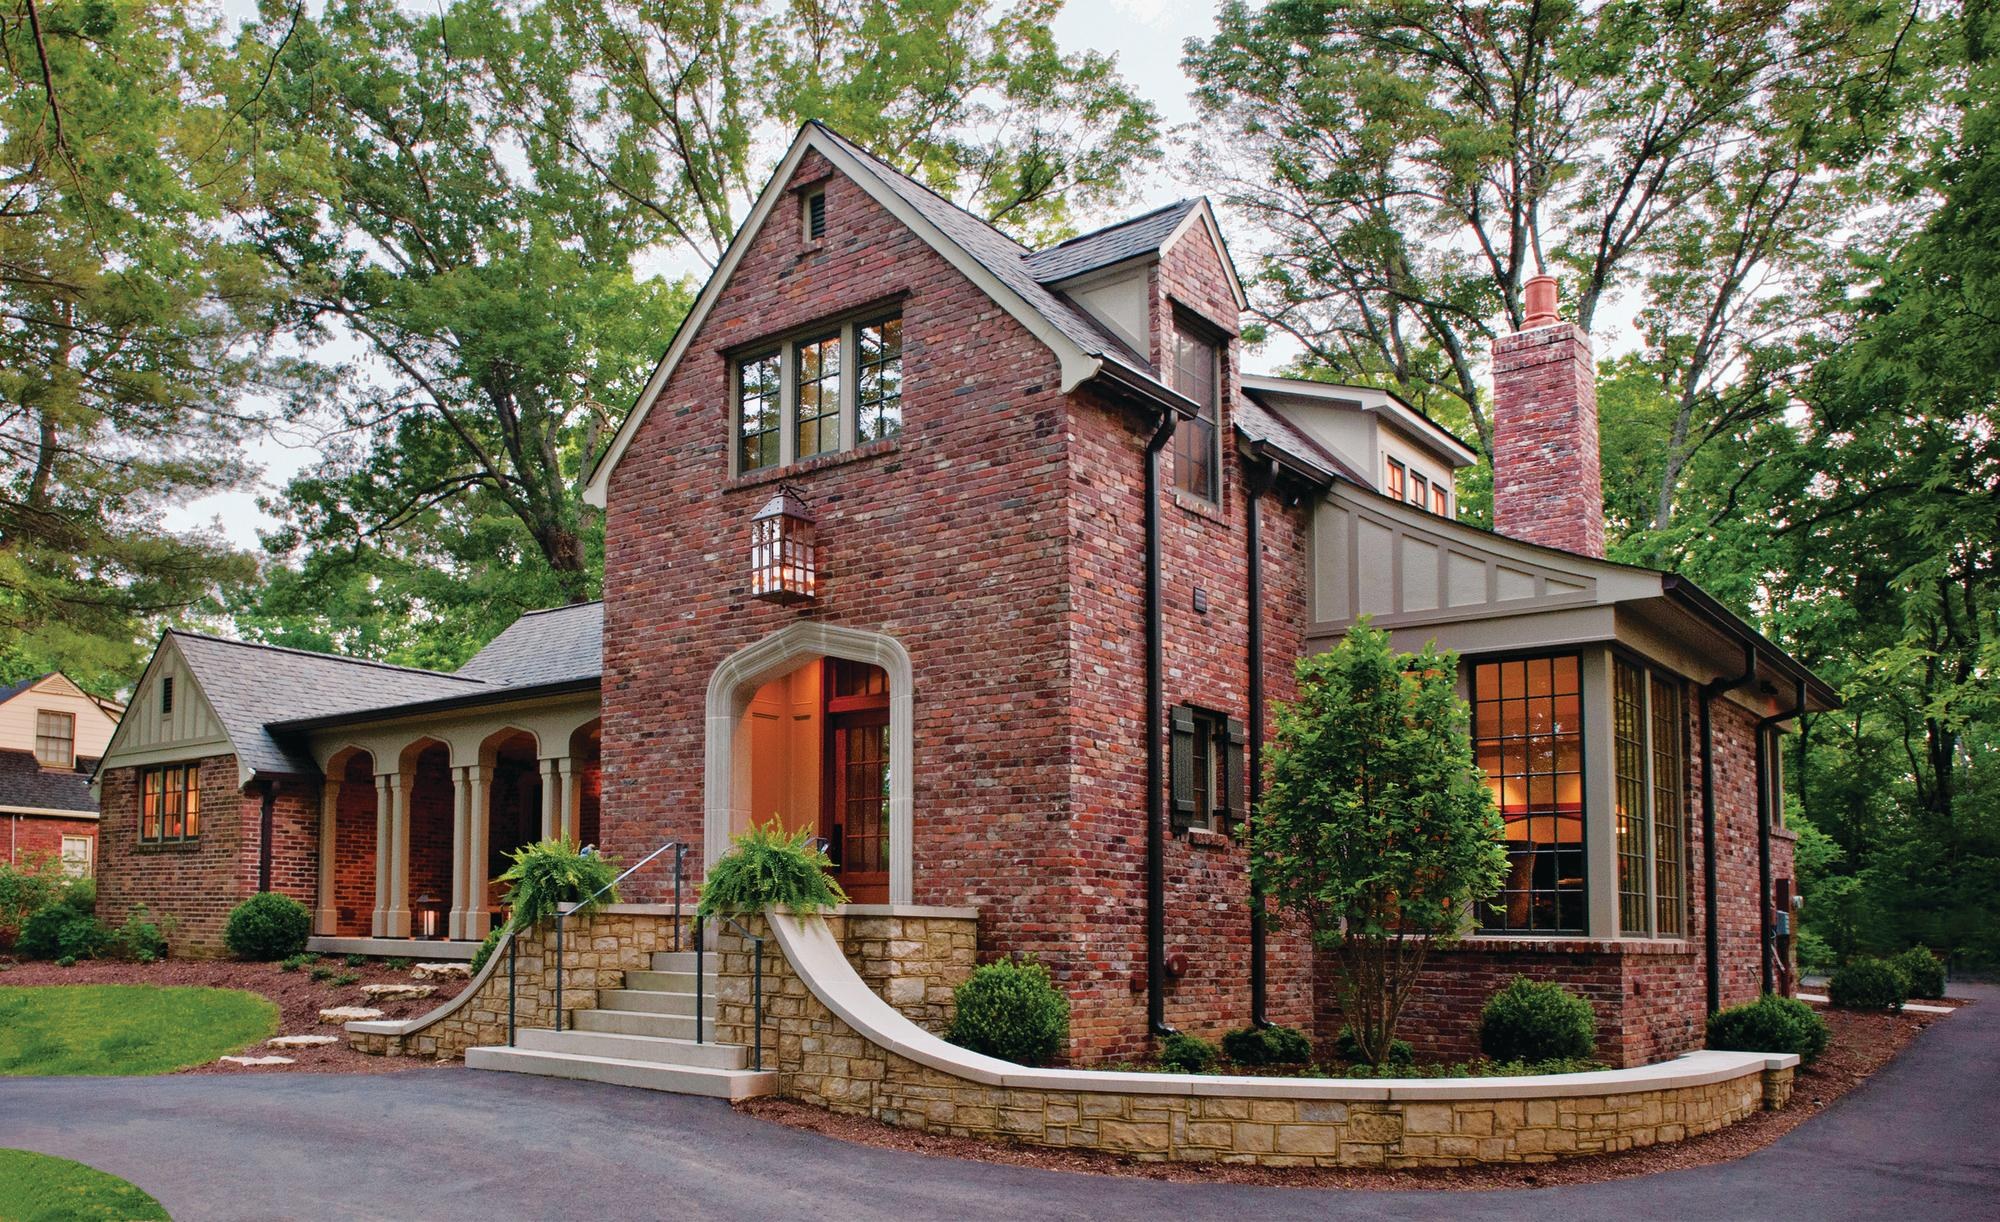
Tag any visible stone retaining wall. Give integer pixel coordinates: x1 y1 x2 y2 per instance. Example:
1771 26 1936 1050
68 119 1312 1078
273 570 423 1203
714 914 1797 1169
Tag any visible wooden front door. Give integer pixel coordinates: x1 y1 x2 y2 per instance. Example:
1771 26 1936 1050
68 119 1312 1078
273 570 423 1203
822 659 890 903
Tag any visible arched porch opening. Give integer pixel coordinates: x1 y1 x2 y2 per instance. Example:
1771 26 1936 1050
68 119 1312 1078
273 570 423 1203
705 623 913 904
399 738 453 939
568 720 602 849
319 747 378 936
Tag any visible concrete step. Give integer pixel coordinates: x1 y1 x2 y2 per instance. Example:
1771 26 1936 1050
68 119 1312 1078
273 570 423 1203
465 1046 774 1100
623 969 711 992
650 951 700 972
513 1027 748 1070
599 989 717 1018
571 1009 703 1040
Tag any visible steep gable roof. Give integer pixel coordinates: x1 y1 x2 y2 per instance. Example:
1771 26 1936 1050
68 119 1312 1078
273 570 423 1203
1022 199 1202 282
584 123 1215 507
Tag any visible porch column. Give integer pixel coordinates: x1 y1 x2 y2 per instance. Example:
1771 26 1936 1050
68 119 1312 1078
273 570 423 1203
315 779 341 935
558 756 579 844
385 772 412 938
462 765 492 939
448 765 471 941
370 772 393 936
539 757 561 841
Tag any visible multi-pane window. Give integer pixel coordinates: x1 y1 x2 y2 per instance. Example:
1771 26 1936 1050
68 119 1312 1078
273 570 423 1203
733 314 904 472
857 318 903 442
1171 705 1243 834
1473 656 1585 934
738 353 782 472
140 765 201 843
59 835 92 877
794 334 842 459
1410 472 1430 509
34 710 74 768
1386 459 1406 501
1170 323 1220 502
1613 658 1689 936
1431 484 1451 516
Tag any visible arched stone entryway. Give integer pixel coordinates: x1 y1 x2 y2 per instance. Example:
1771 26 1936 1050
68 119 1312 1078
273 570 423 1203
705 623 913 904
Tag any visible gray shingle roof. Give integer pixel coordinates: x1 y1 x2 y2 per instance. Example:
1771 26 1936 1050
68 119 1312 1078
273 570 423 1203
810 123 1161 373
1021 200 1201 283
169 632 485 778
458 601 603 689
1234 395 1366 487
0 748 97 813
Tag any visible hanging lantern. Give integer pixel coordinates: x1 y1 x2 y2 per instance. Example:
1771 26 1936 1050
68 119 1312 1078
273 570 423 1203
750 486 816 604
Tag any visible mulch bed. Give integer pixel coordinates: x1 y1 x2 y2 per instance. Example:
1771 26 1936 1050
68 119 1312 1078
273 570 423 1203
0 956 468 1075
735 1001 1958 1191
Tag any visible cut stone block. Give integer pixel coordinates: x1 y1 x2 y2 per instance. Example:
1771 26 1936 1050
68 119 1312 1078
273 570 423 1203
268 1034 339 1049
319 1006 386 1023
360 983 436 1002
412 962 472 982
220 1055 295 1067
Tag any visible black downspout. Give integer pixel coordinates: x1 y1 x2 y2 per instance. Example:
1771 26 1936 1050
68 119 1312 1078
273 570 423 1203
256 781 277 894
1245 456 1277 1028
1756 678 1808 995
1701 643 1757 1016
1144 410 1178 1039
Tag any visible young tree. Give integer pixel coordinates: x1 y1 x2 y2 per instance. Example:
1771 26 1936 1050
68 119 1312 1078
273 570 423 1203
1252 621 1506 1065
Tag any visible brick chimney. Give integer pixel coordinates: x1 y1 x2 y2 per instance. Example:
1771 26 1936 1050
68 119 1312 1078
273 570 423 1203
1490 274 1604 558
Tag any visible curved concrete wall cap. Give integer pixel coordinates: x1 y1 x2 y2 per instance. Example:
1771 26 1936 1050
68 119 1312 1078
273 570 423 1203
765 913 1798 1102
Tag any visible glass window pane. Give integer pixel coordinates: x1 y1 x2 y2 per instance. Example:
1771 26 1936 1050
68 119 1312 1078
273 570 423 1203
794 334 841 460
858 317 903 442
1475 653 1586 933
738 353 781 471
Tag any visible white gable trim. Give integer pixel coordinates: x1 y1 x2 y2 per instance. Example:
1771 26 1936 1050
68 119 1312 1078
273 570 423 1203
1161 200 1249 311
582 126 1103 508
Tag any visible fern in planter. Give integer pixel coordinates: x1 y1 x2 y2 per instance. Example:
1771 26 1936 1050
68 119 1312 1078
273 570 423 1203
697 820 847 920
495 839 621 931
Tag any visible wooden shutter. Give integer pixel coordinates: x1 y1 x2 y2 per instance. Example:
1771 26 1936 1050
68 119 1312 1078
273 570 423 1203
1169 705 1196 833
1225 717 1247 826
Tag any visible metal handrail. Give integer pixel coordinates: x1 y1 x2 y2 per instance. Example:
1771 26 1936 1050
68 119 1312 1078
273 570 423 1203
693 911 766 1071
509 839 685 1045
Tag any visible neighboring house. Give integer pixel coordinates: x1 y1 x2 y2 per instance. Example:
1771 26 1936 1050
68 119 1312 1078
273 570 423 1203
96 123 1833 1068
0 672 120 876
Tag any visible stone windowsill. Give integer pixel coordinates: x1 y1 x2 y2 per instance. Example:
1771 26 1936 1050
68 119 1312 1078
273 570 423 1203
729 438 901 491
1171 487 1227 523
130 840 204 854
1184 827 1234 851
1451 935 1696 956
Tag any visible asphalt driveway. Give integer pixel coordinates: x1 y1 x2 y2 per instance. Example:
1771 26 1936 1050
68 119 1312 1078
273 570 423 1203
2 984 1992 1221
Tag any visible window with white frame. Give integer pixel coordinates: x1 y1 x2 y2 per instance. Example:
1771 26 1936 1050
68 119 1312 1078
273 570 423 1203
34 710 74 769
734 312 905 474
60 835 92 876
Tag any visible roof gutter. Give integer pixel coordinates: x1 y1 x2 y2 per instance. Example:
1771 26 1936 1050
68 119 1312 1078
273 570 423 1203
265 677 601 736
1661 576 1838 711
1239 435 1335 490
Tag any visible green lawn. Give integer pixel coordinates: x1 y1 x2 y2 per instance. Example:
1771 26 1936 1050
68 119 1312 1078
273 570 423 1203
0 1149 168 1221
0 985 277 1076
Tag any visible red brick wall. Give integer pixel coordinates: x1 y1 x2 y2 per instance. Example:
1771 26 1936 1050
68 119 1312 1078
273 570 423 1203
4 814 96 872
97 756 254 954
1490 322 1604 558
332 759 378 935
249 777 320 915
408 749 454 927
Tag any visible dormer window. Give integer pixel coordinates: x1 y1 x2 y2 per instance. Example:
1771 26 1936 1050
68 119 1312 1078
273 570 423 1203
34 710 74 769
1410 471 1429 508
1170 321 1220 502
1432 483 1451 517
803 188 827 243
1386 458 1406 501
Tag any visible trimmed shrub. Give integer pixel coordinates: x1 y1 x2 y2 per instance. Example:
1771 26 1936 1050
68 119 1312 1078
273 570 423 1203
0 853 65 946
947 958 1070 1066
1158 1033 1219 1074
1828 958 1907 1011
1221 1024 1314 1067
496 838 621 930
1336 1026 1412 1065
17 904 109 960
1890 947 1946 999
1707 994 1830 1064
223 892 312 961
1480 976 1598 1063
696 820 846 919
471 927 503 975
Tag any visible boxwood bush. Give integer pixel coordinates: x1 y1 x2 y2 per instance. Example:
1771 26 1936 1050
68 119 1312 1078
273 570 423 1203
1707 994 1830 1064
1336 1025 1413 1066
1157 1033 1218 1074
1479 976 1598 1063
946 957 1070 1066
17 904 108 961
1828 958 1907 1011
223 892 312 960
1889 947 1946 999
1221 1024 1313 1067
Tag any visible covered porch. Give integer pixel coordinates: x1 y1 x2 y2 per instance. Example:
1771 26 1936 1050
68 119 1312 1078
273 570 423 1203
302 695 601 953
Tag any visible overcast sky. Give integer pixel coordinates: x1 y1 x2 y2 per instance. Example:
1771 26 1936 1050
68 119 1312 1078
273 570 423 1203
179 1 1232 547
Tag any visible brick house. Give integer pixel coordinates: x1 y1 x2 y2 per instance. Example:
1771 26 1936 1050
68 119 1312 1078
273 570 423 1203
0 672 120 877
95 123 1831 1066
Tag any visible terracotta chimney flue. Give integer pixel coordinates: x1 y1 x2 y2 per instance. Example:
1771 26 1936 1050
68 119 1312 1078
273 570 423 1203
1522 274 1560 329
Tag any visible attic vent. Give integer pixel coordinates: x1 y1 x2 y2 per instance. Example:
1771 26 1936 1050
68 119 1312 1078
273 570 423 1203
160 675 174 715
804 189 826 241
